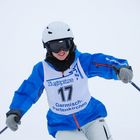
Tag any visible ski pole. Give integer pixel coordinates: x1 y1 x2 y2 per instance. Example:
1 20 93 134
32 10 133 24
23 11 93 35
0 126 8 134
130 81 140 92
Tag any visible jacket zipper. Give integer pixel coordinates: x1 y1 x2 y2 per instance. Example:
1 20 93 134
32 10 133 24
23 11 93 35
94 62 113 68
72 113 81 131
62 71 64 77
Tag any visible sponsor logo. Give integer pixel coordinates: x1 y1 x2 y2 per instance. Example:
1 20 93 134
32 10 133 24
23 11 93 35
46 63 83 87
47 78 74 87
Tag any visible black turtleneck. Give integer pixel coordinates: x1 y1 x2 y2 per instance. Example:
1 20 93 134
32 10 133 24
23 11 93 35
45 50 75 72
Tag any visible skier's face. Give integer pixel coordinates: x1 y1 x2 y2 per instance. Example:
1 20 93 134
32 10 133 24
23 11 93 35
52 50 69 61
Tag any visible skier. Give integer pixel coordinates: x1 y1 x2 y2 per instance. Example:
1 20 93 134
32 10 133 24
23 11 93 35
6 21 133 140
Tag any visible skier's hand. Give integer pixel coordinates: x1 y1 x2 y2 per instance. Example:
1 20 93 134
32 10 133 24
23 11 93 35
118 67 133 83
6 114 21 131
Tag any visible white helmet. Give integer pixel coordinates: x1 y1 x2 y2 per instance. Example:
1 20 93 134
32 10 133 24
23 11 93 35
42 21 74 44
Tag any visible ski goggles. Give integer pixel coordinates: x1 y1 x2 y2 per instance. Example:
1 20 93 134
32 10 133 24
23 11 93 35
46 38 73 53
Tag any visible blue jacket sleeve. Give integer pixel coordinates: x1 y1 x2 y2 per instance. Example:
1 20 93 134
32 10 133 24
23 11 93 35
79 53 129 80
9 62 44 116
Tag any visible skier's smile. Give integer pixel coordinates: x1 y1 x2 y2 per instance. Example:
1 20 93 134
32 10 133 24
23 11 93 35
52 50 69 60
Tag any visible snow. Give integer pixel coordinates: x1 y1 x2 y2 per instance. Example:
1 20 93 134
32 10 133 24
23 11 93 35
0 0 140 139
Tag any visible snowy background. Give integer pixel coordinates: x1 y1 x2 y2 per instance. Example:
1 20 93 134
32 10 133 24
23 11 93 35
0 0 140 139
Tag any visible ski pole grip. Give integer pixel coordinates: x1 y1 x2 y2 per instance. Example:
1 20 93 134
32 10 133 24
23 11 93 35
14 116 20 123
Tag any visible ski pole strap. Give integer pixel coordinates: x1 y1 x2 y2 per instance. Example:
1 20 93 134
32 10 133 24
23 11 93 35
130 81 140 92
0 126 8 134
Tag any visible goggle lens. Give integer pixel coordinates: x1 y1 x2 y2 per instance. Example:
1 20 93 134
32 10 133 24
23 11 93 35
46 39 72 53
